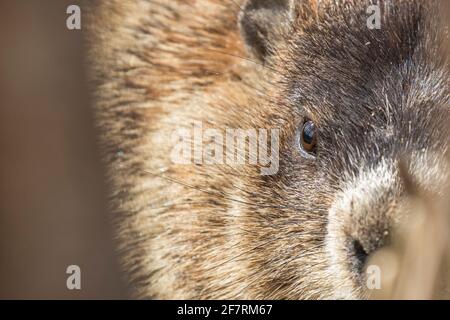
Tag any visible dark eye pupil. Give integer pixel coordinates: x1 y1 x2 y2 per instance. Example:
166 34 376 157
302 121 316 146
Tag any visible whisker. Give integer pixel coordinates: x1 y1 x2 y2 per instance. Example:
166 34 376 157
240 244 324 295
205 235 292 271
143 169 294 210
204 48 284 77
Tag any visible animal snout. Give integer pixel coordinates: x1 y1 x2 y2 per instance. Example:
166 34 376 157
326 161 400 281
347 219 391 275
325 163 402 295
326 154 448 298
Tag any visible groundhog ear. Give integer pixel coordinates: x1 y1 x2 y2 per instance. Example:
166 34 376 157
238 0 294 61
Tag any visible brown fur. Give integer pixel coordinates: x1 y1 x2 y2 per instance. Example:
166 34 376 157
85 0 449 299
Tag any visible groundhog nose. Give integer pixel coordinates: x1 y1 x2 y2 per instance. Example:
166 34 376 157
350 239 370 274
349 230 390 275
351 239 369 272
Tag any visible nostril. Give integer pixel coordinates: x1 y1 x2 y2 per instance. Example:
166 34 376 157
351 239 369 273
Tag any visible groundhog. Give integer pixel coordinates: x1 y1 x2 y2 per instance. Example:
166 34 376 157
85 0 449 299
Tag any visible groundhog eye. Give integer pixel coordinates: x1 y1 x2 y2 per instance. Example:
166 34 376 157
299 120 317 157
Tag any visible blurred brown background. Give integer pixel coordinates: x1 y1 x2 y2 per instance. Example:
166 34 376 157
0 1 126 299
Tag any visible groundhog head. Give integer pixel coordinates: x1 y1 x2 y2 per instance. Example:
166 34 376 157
88 0 449 299
235 0 449 298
